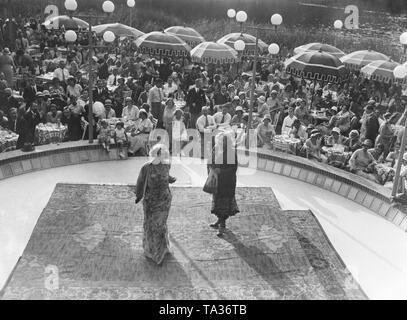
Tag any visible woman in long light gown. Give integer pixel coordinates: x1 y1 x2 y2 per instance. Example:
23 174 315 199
135 144 176 264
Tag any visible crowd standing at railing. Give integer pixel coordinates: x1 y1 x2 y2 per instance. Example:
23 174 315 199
1 17 407 194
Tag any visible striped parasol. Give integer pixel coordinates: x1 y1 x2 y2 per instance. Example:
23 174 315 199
294 43 345 59
92 23 144 38
43 15 89 30
134 31 191 57
217 32 268 56
360 60 407 84
191 42 239 64
340 50 390 70
284 51 348 84
164 26 205 47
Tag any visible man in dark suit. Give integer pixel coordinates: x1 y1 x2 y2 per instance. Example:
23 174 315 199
92 80 109 104
186 78 206 129
23 77 39 103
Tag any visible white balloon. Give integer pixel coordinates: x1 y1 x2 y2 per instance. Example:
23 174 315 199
271 14 283 26
236 11 248 23
127 0 135 7
234 40 245 51
400 32 407 45
102 1 115 13
65 30 77 42
268 43 280 55
227 9 236 18
394 65 407 79
103 31 116 42
334 20 343 29
64 0 77 11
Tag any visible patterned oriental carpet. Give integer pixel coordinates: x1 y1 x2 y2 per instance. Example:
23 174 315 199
1 184 367 300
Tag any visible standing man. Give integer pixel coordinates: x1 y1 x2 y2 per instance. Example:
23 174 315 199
186 78 206 129
148 78 164 128
53 60 70 86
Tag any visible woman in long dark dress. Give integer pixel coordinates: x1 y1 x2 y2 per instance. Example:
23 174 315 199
208 132 240 237
135 144 176 264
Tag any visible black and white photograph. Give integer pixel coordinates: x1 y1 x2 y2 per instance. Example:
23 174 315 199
0 0 406 306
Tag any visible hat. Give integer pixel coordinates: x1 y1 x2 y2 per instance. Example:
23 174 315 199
238 91 246 96
3 48 10 55
263 114 271 121
139 109 147 116
367 99 376 105
258 96 266 104
42 90 50 96
271 90 278 95
233 96 240 101
4 88 12 94
363 139 373 147
331 106 338 112
105 99 112 106
174 108 183 115
332 127 341 134
296 98 302 103
116 121 124 127
125 97 133 102
349 130 359 137
307 124 315 129
311 129 320 135
235 106 244 112
36 92 44 97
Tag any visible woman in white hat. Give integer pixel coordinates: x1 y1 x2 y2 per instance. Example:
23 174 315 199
257 95 269 118
0 47 15 87
326 127 345 147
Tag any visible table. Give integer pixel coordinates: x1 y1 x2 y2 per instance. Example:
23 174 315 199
35 123 68 145
272 135 301 154
0 127 18 152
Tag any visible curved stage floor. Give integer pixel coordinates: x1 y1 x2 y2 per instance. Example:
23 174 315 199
0 158 407 299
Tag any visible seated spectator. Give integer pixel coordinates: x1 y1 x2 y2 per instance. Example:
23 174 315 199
121 97 139 121
289 119 308 141
97 119 112 152
196 106 216 134
302 129 326 162
344 130 362 153
294 98 310 125
6 107 18 133
256 115 275 149
368 143 385 162
100 99 116 119
66 76 82 98
213 104 231 129
326 127 345 147
114 121 128 159
230 106 245 128
349 139 380 183
257 95 269 118
46 104 62 124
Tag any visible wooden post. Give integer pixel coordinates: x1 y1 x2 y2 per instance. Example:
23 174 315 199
246 27 259 149
88 21 94 143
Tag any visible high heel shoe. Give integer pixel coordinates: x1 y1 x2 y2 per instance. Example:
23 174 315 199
217 226 225 237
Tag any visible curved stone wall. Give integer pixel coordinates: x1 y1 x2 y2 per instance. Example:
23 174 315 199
0 142 405 231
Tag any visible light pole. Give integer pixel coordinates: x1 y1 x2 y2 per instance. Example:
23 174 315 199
392 41 407 197
333 19 343 47
65 0 115 143
226 9 236 34
127 0 135 27
233 11 282 148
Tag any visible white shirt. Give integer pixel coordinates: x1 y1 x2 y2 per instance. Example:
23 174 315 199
53 68 70 82
213 112 232 128
67 84 82 98
163 82 178 97
172 119 187 141
196 114 216 133
107 74 120 86
122 105 139 121
282 115 298 135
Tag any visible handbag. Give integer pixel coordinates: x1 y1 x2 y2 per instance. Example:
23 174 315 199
203 168 218 194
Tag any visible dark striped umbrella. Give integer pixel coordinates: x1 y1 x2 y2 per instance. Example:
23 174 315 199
340 50 390 70
134 31 191 57
217 32 268 56
164 26 205 47
191 42 238 64
43 15 89 30
284 51 348 84
294 42 345 59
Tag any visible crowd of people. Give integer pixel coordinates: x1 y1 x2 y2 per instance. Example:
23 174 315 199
1 17 407 195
